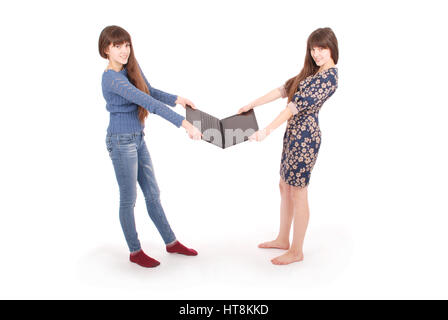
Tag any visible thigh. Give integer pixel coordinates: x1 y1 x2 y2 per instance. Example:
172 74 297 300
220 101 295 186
279 177 296 199
106 134 139 194
137 139 160 197
279 177 289 194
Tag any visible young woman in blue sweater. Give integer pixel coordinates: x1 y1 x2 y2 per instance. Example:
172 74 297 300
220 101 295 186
99 25 201 268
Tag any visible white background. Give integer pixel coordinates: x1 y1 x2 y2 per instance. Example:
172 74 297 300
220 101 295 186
1 0 447 299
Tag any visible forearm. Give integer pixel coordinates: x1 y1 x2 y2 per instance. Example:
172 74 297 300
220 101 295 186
150 88 177 107
250 88 283 108
181 119 190 129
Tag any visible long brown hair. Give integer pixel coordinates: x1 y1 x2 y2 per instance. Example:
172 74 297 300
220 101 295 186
284 27 339 102
98 25 149 124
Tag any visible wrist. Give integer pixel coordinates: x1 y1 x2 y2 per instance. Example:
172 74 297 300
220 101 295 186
264 127 271 136
182 119 194 130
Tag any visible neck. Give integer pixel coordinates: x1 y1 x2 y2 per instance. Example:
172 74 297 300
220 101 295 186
107 60 124 72
318 61 335 72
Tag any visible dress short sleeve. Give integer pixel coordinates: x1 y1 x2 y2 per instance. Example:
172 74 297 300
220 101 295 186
278 85 287 99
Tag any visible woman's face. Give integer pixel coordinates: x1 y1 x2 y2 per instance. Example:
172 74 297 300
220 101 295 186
105 42 131 65
310 46 332 66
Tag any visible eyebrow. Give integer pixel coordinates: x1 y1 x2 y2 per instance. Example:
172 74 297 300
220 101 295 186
311 47 328 52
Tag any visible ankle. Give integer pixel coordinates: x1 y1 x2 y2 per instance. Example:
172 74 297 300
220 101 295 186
166 240 178 248
287 248 303 256
276 237 290 244
130 249 142 256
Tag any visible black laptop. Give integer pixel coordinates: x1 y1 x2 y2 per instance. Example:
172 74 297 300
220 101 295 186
186 105 259 149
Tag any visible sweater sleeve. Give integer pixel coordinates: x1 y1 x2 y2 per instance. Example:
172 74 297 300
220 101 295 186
104 71 184 128
287 71 338 115
138 65 178 107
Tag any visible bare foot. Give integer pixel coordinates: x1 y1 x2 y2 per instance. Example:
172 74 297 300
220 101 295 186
258 239 289 250
271 250 304 265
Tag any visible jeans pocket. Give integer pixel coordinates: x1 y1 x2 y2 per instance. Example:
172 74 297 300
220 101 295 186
106 138 113 154
118 134 135 145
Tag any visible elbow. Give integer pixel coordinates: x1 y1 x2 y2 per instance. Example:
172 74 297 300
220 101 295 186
285 108 294 120
278 86 287 99
286 102 298 116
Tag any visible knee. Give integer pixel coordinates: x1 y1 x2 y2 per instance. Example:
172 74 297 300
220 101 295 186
120 192 137 208
144 193 160 204
279 179 288 194
280 180 294 200
290 185 308 198
120 198 136 208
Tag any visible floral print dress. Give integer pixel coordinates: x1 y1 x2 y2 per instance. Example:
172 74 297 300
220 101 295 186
279 67 338 188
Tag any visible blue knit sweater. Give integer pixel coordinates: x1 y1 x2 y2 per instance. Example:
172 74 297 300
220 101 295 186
101 67 185 134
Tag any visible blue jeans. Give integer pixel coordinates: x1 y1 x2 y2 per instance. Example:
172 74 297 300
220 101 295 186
106 131 176 252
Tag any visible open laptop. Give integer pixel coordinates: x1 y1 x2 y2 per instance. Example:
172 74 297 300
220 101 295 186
186 105 259 149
